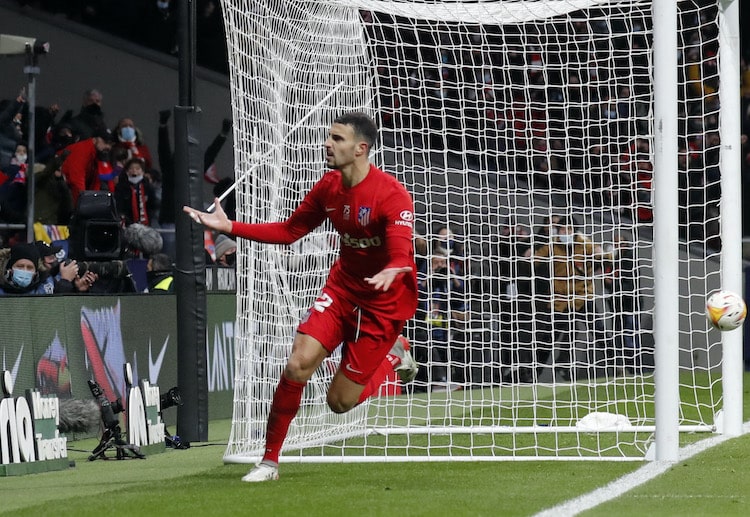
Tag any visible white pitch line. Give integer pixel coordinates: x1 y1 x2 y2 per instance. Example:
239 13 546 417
534 421 750 517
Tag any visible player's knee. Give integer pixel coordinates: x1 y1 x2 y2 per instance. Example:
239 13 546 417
326 393 355 414
284 356 313 383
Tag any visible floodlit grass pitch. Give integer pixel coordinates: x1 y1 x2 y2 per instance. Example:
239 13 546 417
1 373 747 516
291 371 719 460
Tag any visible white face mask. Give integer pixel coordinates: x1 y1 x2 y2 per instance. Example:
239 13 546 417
557 233 575 244
128 174 144 185
14 153 27 164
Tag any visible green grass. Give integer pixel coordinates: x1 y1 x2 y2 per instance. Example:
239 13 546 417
2 373 749 516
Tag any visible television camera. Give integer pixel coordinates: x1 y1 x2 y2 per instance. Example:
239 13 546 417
87 379 144 461
159 386 188 449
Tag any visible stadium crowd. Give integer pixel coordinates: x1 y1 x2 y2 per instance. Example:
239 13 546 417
364 5 750 250
0 83 235 294
9 1 749 244
1 1 749 388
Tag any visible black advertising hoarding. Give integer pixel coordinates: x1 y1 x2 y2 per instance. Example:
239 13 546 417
0 293 236 428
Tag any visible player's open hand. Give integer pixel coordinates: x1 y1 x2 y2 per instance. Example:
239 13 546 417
365 266 412 292
183 198 232 233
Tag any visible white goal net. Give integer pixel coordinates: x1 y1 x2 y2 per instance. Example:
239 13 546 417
221 0 740 462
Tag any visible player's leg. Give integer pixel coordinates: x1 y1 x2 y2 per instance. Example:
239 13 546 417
327 315 416 411
243 289 349 482
356 333 417 401
241 332 328 483
326 370 366 413
265 332 329 457
327 342 416 412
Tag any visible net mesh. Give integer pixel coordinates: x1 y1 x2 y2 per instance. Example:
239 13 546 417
221 0 727 462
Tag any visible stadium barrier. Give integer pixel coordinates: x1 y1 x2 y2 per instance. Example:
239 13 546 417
0 287 236 428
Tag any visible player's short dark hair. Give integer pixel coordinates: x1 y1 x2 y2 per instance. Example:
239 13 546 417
334 111 378 149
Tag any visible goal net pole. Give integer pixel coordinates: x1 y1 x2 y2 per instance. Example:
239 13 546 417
718 0 743 438
652 0 680 463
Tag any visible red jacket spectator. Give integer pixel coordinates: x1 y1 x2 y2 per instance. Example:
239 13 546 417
60 129 114 205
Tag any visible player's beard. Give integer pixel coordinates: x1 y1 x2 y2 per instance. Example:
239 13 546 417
325 145 357 170
326 154 356 171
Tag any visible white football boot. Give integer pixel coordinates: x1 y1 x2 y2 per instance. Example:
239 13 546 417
241 462 279 483
390 335 419 383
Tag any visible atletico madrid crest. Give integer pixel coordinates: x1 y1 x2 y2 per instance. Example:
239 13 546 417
358 206 371 227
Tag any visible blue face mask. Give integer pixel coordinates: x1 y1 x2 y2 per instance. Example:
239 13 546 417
11 268 34 288
157 0 170 10
120 126 136 142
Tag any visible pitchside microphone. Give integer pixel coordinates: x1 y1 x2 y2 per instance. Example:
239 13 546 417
122 223 163 256
58 399 100 434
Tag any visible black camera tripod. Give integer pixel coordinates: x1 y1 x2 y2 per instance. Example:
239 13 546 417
88 423 146 461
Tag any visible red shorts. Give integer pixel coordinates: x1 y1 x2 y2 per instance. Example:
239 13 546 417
297 286 405 385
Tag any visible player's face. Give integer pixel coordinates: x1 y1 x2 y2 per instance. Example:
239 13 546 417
324 123 361 169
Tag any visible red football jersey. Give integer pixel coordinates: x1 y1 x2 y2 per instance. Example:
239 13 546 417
231 164 418 320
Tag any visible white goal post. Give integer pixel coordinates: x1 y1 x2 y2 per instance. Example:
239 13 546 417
220 0 743 463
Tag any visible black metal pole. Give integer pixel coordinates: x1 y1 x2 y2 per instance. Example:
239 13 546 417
174 0 208 444
24 45 39 243
178 0 196 106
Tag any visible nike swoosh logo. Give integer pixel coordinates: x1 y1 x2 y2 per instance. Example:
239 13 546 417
3 344 24 390
344 363 363 375
326 207 336 212
149 336 169 384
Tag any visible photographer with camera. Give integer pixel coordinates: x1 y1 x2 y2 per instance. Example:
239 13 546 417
35 241 98 293
0 242 100 295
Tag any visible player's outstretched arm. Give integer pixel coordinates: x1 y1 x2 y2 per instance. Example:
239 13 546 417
365 266 413 292
182 198 233 234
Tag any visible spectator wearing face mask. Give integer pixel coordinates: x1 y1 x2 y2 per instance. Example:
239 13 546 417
0 89 27 169
0 141 29 185
145 252 174 292
36 119 77 165
69 89 107 140
0 142 31 224
114 157 159 226
0 242 54 295
60 128 115 205
111 118 153 170
213 234 237 266
8 142 28 172
0 142 28 185
415 249 468 391
432 225 465 276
